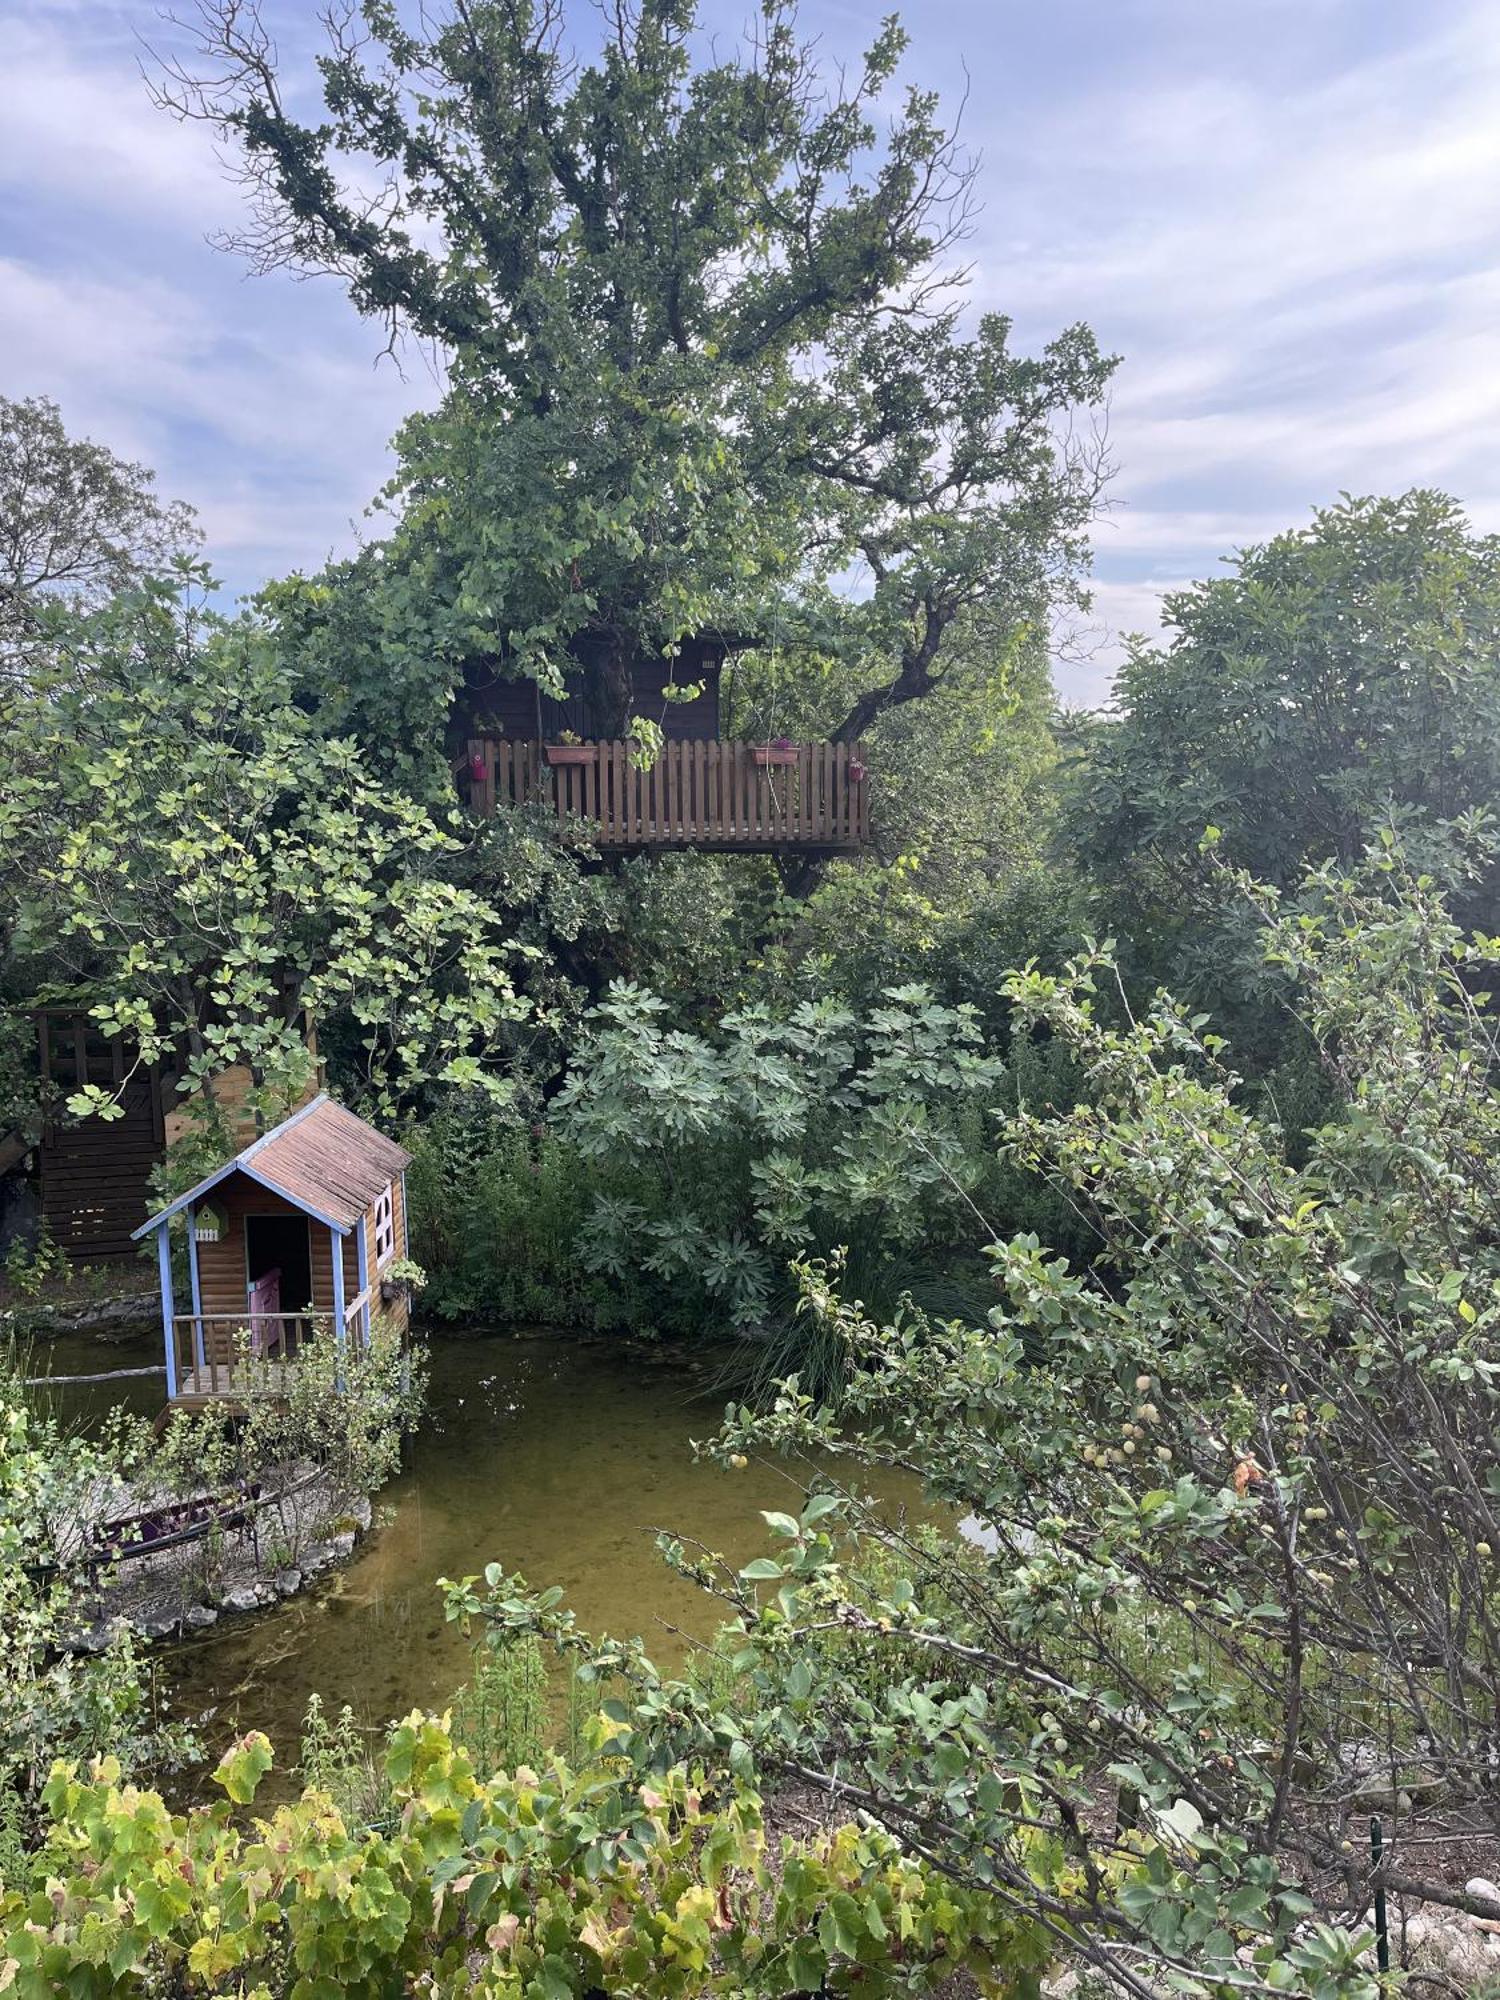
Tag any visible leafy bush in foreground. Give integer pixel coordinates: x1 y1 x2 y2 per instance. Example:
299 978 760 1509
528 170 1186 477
2 1718 1049 1997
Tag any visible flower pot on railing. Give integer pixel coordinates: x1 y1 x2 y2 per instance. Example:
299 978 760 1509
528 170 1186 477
752 739 799 768
544 742 594 767
378 1259 427 1314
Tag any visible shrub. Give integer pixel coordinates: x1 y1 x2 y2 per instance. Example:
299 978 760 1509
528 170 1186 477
556 984 1005 1349
151 1327 423 1552
0 1378 192 1844
4 1718 1050 1996
404 1108 677 1332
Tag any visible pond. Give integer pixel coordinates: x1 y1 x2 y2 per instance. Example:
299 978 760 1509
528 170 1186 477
31 1328 930 1780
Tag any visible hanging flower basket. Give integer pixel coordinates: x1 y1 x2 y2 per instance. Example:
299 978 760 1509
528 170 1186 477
545 743 595 767
753 739 799 768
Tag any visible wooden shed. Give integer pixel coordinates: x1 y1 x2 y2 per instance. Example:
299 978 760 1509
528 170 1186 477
132 1094 413 1410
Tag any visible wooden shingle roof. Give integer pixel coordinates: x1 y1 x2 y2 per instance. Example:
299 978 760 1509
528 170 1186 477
133 1094 411 1238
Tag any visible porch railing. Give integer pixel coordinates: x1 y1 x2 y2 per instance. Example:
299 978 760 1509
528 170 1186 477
461 739 870 850
170 1296 372 1399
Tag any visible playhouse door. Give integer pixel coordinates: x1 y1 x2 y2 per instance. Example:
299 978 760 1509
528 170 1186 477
245 1214 313 1357
247 1266 281 1354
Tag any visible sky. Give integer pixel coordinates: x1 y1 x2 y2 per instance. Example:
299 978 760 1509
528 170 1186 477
2 0 1498 706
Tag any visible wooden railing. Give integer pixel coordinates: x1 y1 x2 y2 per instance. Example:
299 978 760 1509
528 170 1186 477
462 739 870 850
170 1300 371 1400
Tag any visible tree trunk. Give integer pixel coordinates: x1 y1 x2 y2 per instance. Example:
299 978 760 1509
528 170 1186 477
586 633 635 740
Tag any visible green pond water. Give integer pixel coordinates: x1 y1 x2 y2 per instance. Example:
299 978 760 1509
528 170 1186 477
33 1328 929 1780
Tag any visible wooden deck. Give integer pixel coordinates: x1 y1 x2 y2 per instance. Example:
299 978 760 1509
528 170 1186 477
462 738 870 851
172 1359 303 1409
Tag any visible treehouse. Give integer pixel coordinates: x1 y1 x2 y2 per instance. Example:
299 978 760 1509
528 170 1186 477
453 642 870 853
132 1094 412 1411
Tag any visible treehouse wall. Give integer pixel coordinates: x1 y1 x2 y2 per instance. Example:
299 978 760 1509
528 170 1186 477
454 643 724 747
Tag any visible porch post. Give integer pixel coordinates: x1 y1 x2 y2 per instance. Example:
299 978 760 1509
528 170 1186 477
355 1217 369 1350
330 1223 346 1387
397 1170 412 1401
185 1203 206 1376
157 1222 177 1400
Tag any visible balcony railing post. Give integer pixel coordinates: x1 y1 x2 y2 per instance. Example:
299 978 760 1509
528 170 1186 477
157 1223 176 1400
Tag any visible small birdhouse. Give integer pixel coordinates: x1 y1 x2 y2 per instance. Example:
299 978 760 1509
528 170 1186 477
193 1199 228 1244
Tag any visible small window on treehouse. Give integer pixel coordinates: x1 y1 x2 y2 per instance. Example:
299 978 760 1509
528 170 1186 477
373 1183 395 1268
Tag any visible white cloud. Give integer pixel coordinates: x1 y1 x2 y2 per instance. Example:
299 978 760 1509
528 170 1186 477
964 0 1500 699
0 252 432 577
0 17 228 233
0 7 442 591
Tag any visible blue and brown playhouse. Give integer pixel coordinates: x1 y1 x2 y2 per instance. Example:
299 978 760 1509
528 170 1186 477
133 1094 412 1410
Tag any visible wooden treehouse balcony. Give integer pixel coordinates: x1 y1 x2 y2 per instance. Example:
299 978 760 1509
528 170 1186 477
461 738 871 853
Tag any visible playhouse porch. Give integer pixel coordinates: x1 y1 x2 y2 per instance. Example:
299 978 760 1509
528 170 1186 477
167 1300 377 1409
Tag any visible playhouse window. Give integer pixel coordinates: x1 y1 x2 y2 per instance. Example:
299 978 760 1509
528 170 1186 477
374 1183 395 1268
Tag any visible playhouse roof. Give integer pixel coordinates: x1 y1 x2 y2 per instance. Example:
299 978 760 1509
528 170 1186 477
132 1094 411 1239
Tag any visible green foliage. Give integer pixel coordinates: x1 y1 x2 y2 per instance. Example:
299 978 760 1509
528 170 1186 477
1 1227 69 1302
405 1108 667 1330
0 1379 191 1843
152 1326 424 1532
0 1010 43 1158
296 1693 389 1830
598 851 788 1021
0 567 530 1126
1073 491 1500 1008
453 841 1500 1994
4 1715 1047 1996
450 1633 550 1779
0 391 197 687
557 982 1006 1344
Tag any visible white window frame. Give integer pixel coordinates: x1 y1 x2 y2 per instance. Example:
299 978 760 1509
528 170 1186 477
373 1182 395 1269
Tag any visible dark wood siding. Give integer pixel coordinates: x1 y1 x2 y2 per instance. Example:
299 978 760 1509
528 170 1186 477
454 645 723 746
36 1012 164 1260
630 653 721 740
